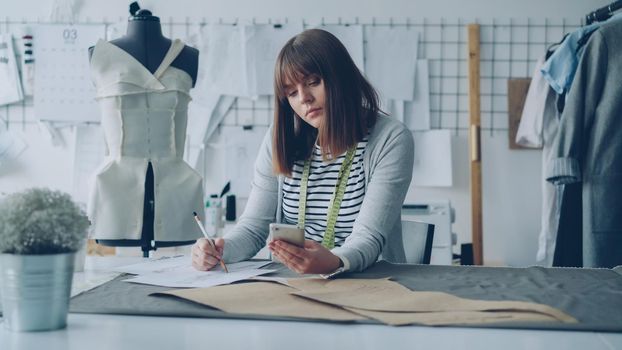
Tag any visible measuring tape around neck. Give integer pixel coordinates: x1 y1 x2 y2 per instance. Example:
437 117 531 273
297 146 357 249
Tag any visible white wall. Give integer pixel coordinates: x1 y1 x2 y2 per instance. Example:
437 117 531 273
0 0 610 266
2 0 609 22
0 125 76 194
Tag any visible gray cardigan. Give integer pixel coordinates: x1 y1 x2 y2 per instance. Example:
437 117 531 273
221 114 414 272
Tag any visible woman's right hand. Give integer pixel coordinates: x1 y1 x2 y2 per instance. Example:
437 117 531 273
191 238 225 271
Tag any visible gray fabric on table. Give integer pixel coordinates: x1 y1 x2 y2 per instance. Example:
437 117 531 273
360 262 622 331
65 261 622 332
68 263 338 324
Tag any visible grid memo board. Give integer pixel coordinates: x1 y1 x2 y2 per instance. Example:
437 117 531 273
0 17 582 135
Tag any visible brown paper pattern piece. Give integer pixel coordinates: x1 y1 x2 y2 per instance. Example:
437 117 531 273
160 281 365 322
290 278 577 323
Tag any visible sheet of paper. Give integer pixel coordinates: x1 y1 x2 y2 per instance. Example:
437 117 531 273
19 27 35 96
200 24 249 97
124 266 275 288
412 130 453 187
72 124 106 204
105 20 126 41
33 24 105 122
114 255 270 275
248 275 290 284
71 271 121 297
287 277 408 293
185 24 219 108
185 94 236 168
0 124 28 167
364 27 419 101
221 125 268 198
184 25 238 164
185 95 218 165
244 24 303 96
0 34 24 106
384 99 404 123
318 25 364 73
158 281 365 321
204 96 236 144
404 59 431 131
117 255 274 289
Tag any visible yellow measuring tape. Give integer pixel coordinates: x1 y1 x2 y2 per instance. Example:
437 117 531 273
297 146 357 249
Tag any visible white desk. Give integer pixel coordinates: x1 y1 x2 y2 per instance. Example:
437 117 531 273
2 313 621 350
1 257 621 350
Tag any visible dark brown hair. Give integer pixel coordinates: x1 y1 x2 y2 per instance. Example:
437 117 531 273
273 28 380 176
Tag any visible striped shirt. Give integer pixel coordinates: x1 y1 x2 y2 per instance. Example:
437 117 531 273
282 139 368 247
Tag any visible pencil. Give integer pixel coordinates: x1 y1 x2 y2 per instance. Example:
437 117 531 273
193 212 229 273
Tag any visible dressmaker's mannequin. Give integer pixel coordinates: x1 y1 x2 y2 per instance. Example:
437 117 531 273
88 9 198 84
87 9 203 257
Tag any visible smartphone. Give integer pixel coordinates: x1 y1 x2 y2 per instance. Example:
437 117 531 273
269 223 305 247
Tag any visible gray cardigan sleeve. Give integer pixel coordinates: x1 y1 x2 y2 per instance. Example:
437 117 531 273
332 125 414 272
221 129 277 263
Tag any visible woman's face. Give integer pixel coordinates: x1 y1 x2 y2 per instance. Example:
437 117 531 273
284 74 326 129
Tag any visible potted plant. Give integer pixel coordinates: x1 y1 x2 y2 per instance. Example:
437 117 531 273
0 188 89 331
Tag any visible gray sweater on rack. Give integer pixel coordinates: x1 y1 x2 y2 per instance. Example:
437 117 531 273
222 114 414 272
546 19 622 268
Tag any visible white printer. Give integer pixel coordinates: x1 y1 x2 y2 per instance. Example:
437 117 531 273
402 200 455 265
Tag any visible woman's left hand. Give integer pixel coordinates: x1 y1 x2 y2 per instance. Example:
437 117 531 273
268 239 341 275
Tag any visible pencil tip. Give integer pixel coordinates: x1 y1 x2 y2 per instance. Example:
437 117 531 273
193 211 198 216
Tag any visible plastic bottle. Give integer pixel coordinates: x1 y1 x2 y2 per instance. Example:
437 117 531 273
205 194 223 237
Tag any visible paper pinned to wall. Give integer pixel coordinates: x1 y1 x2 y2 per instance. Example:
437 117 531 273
0 124 28 168
186 95 236 167
186 24 219 107
186 94 219 166
200 24 250 97
19 28 35 97
364 27 419 101
244 23 304 96
105 20 126 40
33 24 104 122
0 34 24 106
190 23 304 99
319 25 365 73
383 99 404 123
221 125 268 198
72 124 106 204
184 25 233 167
404 59 431 131
412 130 453 187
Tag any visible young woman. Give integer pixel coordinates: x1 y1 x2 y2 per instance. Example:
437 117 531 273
192 29 414 275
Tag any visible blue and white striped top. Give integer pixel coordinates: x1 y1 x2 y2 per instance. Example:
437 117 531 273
282 139 368 247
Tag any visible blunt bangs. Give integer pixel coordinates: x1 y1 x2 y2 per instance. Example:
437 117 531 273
274 40 323 100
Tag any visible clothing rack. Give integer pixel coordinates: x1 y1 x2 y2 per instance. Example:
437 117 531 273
586 0 622 25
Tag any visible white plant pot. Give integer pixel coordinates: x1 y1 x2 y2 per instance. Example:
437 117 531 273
0 252 75 332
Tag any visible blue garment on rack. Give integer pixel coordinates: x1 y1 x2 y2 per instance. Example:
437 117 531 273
540 23 599 94
541 13 622 95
